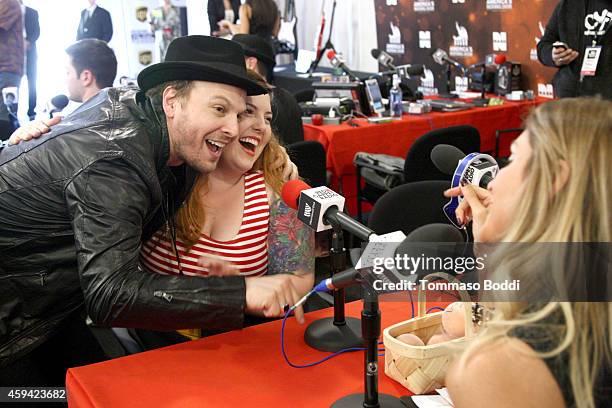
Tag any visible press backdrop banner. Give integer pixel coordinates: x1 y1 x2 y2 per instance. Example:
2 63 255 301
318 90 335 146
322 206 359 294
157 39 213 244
375 0 557 98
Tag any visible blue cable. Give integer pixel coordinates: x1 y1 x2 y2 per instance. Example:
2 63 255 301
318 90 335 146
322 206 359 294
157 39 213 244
427 306 445 313
280 293 385 369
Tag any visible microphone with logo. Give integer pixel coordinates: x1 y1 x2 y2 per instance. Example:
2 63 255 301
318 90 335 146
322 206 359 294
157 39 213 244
45 95 69 119
281 179 373 351
430 144 499 228
282 179 374 239
326 50 359 82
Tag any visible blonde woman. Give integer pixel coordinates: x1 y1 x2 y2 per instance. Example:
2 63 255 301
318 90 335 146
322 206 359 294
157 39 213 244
444 97 611 408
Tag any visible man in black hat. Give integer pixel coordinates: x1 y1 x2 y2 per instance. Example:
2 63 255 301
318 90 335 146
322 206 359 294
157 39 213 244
232 33 304 145
0 35 302 386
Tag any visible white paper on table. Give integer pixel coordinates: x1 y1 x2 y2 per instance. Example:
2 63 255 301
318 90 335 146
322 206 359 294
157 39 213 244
411 395 453 408
435 388 454 405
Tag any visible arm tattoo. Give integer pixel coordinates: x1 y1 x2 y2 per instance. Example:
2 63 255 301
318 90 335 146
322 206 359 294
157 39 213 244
267 197 315 275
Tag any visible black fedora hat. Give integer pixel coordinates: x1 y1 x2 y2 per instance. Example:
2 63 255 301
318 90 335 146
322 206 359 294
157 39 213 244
137 35 267 95
232 34 276 70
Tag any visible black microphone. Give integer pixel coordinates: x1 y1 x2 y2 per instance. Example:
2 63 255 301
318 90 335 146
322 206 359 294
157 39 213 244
314 223 465 291
371 48 396 70
46 94 69 118
381 64 425 78
326 50 359 81
432 48 464 71
431 144 498 189
281 179 374 240
431 144 465 176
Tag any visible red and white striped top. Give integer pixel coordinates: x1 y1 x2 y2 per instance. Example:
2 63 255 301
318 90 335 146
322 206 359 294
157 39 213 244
140 172 270 277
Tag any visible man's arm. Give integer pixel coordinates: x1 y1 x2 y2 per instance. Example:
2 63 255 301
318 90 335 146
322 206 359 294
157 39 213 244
0 0 21 31
66 159 246 330
101 9 113 42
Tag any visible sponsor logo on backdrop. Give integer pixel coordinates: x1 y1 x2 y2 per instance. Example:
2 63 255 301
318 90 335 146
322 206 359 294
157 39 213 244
131 30 155 44
136 6 148 22
419 31 432 48
138 50 153 66
386 0 398 5
455 76 468 92
538 83 554 99
531 21 545 61
418 67 439 96
449 22 473 57
493 31 507 52
414 0 435 13
584 9 611 36
452 0 465 3
486 0 512 11
386 22 405 54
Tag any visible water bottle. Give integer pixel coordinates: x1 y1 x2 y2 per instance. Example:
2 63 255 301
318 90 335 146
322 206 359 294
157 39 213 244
390 74 403 118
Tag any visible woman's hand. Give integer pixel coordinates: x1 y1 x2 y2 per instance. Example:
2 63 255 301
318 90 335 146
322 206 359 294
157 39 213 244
444 184 492 241
245 274 306 323
9 116 61 145
197 254 240 276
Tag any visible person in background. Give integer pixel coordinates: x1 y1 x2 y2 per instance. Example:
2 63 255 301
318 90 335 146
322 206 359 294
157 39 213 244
0 0 23 141
232 33 304 145
444 97 611 408
208 0 240 37
76 0 113 43
218 0 280 45
7 39 117 143
537 0 611 99
21 1 39 121
149 0 182 61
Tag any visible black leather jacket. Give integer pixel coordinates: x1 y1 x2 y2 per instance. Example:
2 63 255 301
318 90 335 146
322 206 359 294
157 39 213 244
0 88 246 366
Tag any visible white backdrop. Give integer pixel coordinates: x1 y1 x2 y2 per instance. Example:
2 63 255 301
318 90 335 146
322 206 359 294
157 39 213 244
17 0 377 120
293 0 378 73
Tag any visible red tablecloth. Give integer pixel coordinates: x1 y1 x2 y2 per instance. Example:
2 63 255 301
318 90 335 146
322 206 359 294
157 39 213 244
304 98 545 214
67 298 450 407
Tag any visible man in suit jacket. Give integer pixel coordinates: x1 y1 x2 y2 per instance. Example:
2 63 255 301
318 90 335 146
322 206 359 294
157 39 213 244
76 0 112 43
23 3 39 120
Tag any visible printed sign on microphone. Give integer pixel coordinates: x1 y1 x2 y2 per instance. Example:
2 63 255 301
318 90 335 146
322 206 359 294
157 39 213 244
297 186 345 232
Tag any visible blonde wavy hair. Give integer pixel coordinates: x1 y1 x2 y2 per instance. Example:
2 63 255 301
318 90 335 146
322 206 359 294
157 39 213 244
460 97 612 408
174 69 286 247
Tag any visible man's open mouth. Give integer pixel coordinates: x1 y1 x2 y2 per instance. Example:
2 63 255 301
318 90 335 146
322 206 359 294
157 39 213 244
206 139 225 154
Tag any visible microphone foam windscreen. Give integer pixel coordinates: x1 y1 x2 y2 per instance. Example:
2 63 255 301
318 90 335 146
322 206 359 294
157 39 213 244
371 49 381 59
326 50 336 60
402 223 465 243
51 94 69 110
281 179 311 210
430 144 465 176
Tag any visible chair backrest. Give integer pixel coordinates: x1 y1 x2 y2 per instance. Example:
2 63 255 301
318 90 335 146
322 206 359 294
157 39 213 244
368 180 451 235
404 125 480 183
287 140 327 187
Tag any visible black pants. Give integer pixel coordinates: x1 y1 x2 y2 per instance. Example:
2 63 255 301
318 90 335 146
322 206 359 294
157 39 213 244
0 311 108 387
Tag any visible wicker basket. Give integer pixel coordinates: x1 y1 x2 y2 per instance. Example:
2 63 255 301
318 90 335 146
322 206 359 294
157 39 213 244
383 272 475 394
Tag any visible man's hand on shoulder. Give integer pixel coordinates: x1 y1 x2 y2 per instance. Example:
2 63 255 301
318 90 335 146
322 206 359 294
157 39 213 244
8 116 61 145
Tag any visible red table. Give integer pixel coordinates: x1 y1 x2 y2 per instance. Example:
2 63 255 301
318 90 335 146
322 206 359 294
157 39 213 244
67 298 450 407
303 98 545 214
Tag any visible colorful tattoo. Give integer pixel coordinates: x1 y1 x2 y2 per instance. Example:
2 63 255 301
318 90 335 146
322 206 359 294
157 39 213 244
267 197 315 275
